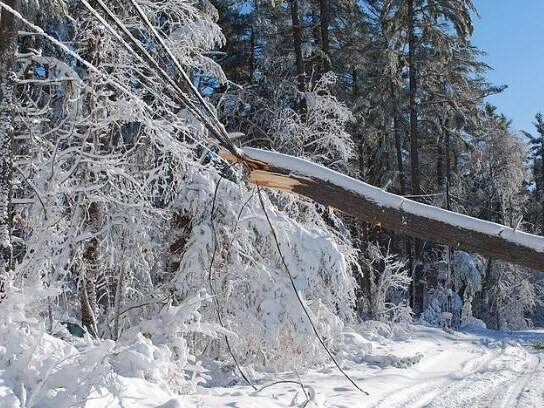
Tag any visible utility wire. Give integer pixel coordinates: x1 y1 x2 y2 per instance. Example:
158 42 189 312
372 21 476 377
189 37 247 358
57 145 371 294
209 170 257 390
257 187 369 395
81 0 226 142
125 0 242 159
0 0 231 172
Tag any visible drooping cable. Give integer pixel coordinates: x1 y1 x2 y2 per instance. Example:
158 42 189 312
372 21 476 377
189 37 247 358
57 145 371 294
124 0 242 159
80 0 226 142
0 0 231 170
208 169 257 390
257 187 369 395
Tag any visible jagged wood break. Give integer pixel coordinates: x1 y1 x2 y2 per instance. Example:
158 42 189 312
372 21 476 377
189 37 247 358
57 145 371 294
221 147 544 273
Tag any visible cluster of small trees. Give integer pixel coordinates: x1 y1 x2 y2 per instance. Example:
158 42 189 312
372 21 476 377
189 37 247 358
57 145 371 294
0 0 361 387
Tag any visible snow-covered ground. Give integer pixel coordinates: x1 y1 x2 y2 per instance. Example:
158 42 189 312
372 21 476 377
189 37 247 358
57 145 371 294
179 325 544 408
2 324 544 408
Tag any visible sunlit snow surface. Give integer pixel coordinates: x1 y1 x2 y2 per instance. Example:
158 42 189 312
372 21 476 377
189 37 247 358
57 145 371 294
2 324 544 407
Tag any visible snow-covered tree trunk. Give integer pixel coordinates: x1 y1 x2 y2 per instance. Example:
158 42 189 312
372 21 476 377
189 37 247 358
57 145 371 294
0 0 19 300
407 0 424 315
221 147 544 273
79 201 100 337
78 29 103 337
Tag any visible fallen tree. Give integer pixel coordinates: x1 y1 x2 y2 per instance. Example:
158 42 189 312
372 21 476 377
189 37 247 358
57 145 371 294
221 147 544 273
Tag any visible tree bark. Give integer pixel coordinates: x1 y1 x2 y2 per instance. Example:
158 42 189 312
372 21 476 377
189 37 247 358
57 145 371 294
407 0 424 314
290 0 306 94
0 0 20 301
78 29 102 336
318 0 331 72
79 201 100 337
220 147 544 273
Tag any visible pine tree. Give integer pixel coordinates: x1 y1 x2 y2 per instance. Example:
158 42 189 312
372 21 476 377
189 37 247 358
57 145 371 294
0 0 21 301
523 113 544 234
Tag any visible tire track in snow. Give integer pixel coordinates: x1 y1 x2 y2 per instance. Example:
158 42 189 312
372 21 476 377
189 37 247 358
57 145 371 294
423 346 528 408
488 352 542 408
421 345 539 408
368 346 503 408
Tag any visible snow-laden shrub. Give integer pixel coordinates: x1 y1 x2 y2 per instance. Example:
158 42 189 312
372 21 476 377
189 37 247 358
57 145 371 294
355 320 412 342
0 300 112 408
422 287 463 328
0 292 213 407
360 243 411 322
115 292 221 393
492 262 540 330
171 165 357 369
452 251 484 325
452 251 484 296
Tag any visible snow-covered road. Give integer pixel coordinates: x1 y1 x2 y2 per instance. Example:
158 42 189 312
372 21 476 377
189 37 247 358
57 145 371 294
370 333 544 408
74 325 544 407
177 326 544 408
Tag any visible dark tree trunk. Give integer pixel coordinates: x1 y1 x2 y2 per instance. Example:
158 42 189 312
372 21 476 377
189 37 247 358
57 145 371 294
168 212 191 276
391 86 405 196
290 0 306 94
0 0 20 301
407 0 424 315
445 129 452 211
436 140 444 192
408 0 420 198
79 31 103 336
319 0 331 72
79 201 100 337
249 26 255 82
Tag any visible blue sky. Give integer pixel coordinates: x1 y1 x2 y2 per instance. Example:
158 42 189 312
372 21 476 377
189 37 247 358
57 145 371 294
471 1 544 135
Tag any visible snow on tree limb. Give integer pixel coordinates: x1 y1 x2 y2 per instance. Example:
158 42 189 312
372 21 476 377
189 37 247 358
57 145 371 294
221 147 544 272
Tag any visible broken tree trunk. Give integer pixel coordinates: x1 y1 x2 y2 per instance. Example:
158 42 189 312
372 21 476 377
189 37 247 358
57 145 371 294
220 147 544 273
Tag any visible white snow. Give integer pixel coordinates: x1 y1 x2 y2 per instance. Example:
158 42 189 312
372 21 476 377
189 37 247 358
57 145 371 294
242 147 544 253
179 325 544 408
2 322 544 407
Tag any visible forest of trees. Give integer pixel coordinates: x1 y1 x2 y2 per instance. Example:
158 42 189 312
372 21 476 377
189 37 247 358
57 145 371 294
1 0 544 396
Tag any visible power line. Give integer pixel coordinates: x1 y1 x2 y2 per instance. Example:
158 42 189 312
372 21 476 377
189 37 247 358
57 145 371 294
257 187 369 396
125 0 242 159
0 0 231 170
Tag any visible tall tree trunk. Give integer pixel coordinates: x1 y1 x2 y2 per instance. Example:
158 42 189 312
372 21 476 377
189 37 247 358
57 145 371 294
391 85 405 196
445 129 452 211
0 0 20 301
444 127 453 316
408 0 420 198
249 25 255 82
168 212 191 276
407 0 424 315
391 83 412 281
112 257 125 341
78 30 103 336
436 140 444 191
290 0 306 94
79 201 100 337
318 0 331 72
